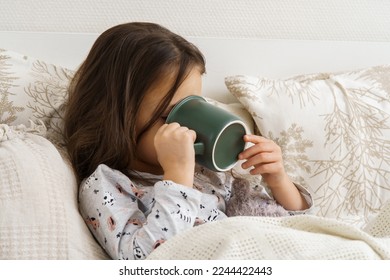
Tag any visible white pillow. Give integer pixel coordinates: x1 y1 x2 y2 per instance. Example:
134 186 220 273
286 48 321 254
0 123 109 259
225 65 390 227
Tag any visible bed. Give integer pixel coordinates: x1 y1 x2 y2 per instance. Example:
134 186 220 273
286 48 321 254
1 31 390 260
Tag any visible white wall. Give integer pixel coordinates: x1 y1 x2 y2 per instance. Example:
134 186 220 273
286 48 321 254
1 0 390 41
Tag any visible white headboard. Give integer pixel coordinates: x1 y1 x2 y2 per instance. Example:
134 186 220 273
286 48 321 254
2 31 390 102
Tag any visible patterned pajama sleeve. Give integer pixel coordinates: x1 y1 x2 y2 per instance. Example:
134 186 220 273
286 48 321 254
78 164 202 260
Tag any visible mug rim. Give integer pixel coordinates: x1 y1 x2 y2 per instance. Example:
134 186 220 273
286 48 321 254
212 119 249 172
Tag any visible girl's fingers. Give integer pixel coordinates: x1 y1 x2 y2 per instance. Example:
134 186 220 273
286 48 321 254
175 126 196 142
186 128 197 142
239 137 279 160
239 143 274 159
243 134 268 143
239 134 284 174
241 152 278 169
158 122 196 142
247 161 284 175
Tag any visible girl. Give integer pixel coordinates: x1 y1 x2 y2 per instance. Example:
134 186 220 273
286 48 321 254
64 22 312 260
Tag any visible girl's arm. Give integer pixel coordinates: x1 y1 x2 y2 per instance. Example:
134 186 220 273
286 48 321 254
238 134 309 211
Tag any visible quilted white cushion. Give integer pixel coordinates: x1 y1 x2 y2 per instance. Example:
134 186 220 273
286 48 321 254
0 123 109 259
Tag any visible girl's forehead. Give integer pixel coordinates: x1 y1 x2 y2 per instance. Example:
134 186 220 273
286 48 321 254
142 76 175 107
142 66 202 109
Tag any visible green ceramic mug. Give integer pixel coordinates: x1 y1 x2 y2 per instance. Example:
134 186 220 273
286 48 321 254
166 95 248 172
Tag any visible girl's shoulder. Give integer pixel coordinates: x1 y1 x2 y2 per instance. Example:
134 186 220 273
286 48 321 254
80 164 131 193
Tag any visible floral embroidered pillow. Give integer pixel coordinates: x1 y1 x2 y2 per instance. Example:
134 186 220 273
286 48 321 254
225 65 390 227
0 49 74 144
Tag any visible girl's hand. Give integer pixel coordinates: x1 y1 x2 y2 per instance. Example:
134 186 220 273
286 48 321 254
154 122 196 187
238 134 288 188
238 134 308 211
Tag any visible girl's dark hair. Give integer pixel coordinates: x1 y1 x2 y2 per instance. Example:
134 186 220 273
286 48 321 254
64 22 205 182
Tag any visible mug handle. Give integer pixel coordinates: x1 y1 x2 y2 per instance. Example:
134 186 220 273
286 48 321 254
194 142 204 155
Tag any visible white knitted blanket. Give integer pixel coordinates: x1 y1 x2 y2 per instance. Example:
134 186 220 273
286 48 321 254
148 201 390 260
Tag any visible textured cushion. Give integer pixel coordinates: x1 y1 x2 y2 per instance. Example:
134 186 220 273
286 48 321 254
225 65 390 227
0 123 109 259
0 49 73 145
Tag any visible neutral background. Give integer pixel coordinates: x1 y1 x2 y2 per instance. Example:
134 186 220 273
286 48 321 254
1 0 390 41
